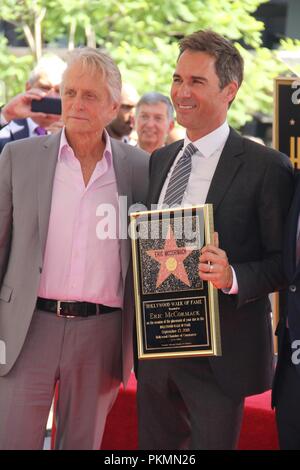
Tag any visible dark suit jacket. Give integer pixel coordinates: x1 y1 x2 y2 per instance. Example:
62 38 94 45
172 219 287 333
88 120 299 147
0 119 30 153
272 175 300 405
147 128 294 401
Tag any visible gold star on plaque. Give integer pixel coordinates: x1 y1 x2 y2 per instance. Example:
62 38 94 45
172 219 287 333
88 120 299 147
146 225 194 288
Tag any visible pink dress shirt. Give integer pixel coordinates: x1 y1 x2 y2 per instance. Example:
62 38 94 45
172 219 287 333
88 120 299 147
38 128 123 307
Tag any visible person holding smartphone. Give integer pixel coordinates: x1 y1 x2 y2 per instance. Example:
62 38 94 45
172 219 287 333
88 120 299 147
0 54 66 152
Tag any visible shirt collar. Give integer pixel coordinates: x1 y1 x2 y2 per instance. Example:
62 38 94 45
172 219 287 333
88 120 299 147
184 121 230 159
58 127 113 167
27 117 41 137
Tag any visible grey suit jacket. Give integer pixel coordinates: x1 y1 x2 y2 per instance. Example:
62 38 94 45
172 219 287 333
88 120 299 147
0 131 149 384
147 128 294 400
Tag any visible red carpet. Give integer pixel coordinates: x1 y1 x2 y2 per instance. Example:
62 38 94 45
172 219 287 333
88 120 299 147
51 373 279 449
101 373 279 450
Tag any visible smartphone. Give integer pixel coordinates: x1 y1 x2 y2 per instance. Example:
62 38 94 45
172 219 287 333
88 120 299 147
31 97 62 115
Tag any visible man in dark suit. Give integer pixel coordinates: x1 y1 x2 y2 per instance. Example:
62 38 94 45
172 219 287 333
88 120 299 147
137 29 294 450
273 177 300 449
0 55 66 152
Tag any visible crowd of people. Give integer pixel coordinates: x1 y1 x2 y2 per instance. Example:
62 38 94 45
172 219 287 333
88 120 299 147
0 29 299 451
0 57 182 153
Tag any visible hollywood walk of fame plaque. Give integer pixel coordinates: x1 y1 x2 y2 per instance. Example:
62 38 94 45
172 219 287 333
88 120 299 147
130 205 221 359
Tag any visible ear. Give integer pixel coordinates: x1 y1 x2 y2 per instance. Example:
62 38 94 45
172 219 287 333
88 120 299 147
112 101 120 113
110 101 120 121
168 120 175 133
223 80 238 104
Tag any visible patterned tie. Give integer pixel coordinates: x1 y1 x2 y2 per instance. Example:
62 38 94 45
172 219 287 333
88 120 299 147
35 126 47 135
163 143 198 207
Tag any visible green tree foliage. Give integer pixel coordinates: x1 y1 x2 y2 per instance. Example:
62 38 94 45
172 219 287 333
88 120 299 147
0 0 298 128
0 35 33 102
1 0 46 59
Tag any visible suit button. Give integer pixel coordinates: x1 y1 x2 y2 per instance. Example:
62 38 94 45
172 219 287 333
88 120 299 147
39 267 42 273
289 285 297 292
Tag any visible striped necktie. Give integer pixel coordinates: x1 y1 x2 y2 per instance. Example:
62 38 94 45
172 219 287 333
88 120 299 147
163 143 198 207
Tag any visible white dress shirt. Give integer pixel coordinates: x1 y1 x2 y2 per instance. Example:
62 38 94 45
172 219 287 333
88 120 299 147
0 115 43 136
158 121 238 294
159 121 230 207
27 118 46 136
38 128 123 306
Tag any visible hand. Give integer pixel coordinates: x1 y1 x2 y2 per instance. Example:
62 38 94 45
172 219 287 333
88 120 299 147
1 88 48 122
199 232 233 290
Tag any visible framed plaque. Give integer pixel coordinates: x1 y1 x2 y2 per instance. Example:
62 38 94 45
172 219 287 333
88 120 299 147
273 77 300 168
130 204 221 359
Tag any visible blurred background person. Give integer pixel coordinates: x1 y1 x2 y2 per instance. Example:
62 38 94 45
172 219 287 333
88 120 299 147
106 82 139 143
135 91 174 153
0 55 66 152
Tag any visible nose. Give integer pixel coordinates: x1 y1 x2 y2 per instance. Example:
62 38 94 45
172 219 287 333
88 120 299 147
125 108 134 124
144 116 156 127
47 87 60 98
72 95 84 111
177 83 192 98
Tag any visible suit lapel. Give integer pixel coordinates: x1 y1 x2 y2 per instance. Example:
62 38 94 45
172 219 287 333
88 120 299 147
149 130 244 212
111 139 133 282
9 119 30 141
285 176 300 279
205 128 244 212
148 140 183 206
37 132 61 259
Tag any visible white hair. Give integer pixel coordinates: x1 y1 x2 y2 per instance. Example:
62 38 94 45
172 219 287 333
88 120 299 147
62 47 122 104
28 55 66 86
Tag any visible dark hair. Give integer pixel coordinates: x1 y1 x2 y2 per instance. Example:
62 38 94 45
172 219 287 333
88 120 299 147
179 30 244 90
136 92 174 122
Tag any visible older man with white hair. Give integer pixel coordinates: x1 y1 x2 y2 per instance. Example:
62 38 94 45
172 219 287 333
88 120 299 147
0 47 149 450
